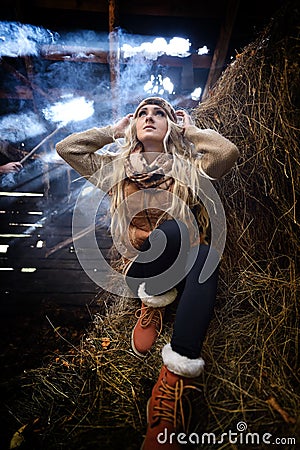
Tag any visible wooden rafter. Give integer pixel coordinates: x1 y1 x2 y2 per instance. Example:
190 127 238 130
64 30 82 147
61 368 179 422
108 0 120 119
202 0 240 100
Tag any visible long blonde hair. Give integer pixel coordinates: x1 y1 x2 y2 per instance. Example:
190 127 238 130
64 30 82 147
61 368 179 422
104 116 210 252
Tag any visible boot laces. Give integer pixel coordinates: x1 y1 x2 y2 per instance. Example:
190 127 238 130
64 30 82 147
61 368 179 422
153 378 201 431
135 305 164 334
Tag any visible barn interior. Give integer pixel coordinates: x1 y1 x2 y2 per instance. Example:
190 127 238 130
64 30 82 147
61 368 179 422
0 1 298 449
0 0 285 374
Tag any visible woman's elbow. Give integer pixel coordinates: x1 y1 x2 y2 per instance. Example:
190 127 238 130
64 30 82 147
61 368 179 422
230 143 240 162
56 141 69 159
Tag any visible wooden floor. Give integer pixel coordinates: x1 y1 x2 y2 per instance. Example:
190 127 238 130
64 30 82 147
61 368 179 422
0 160 113 382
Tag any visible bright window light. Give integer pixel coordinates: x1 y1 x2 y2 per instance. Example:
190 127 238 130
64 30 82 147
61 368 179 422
122 36 191 59
0 234 31 238
197 46 209 55
21 267 37 273
144 74 174 95
0 192 43 197
9 223 43 227
191 87 202 101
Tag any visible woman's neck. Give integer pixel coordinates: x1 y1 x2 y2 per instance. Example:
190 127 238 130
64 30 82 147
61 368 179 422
143 142 164 163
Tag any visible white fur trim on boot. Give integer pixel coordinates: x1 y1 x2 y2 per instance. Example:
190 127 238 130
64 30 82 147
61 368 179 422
162 343 205 378
138 282 178 308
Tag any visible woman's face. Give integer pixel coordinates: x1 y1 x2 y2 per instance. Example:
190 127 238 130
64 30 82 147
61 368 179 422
135 104 168 147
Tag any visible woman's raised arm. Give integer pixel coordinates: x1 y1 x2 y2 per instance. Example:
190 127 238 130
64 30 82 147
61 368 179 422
185 125 239 179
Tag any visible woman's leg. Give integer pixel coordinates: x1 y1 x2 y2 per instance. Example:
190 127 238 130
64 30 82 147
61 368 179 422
141 245 220 449
126 219 190 356
170 244 219 359
126 219 190 296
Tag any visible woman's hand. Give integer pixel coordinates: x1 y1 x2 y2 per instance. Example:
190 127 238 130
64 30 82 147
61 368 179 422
112 114 133 138
175 110 193 129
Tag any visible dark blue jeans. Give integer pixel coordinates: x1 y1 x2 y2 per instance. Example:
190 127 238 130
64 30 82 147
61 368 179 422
126 219 219 359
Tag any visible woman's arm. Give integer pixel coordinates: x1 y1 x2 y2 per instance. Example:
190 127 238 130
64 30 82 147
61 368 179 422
185 126 239 179
176 110 239 179
56 125 116 180
56 115 132 180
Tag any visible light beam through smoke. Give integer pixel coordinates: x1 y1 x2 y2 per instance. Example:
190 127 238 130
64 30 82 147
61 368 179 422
42 96 95 126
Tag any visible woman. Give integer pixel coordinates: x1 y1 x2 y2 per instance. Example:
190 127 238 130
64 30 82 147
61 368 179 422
56 97 239 449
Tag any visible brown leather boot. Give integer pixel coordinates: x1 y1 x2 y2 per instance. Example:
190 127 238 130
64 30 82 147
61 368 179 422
131 283 178 356
141 344 205 449
132 303 165 356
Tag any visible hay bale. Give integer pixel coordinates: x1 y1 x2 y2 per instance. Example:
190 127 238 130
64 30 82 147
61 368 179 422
6 1 299 448
191 0 299 446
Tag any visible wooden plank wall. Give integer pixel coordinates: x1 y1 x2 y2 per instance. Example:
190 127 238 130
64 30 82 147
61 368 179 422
0 160 113 314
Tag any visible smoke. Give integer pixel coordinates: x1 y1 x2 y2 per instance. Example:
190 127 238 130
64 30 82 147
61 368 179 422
0 21 205 163
56 29 109 50
117 54 153 107
42 96 95 126
0 21 57 57
0 112 47 142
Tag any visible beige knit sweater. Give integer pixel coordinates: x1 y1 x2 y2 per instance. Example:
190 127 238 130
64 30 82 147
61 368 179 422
56 125 239 182
56 125 239 253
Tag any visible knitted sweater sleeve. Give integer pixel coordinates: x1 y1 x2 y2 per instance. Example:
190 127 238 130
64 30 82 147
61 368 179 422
184 125 239 179
56 125 117 181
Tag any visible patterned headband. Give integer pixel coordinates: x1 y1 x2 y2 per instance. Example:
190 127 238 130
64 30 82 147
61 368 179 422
133 97 177 122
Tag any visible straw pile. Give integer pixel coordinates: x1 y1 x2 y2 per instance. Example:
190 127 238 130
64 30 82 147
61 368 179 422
6 1 299 449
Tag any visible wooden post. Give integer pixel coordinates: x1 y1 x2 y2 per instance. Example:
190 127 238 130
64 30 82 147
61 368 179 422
108 0 120 120
202 0 240 101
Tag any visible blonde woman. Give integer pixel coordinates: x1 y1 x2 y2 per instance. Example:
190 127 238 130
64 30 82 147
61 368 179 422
56 97 239 449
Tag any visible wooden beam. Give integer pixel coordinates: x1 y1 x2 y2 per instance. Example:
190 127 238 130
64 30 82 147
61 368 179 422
158 54 211 69
108 0 121 119
202 0 240 100
41 46 211 68
40 45 108 63
108 0 119 32
0 89 33 99
34 0 107 12
0 59 52 100
29 0 221 18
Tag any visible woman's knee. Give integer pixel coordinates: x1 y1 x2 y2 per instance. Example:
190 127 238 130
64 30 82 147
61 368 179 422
187 244 220 281
153 219 189 249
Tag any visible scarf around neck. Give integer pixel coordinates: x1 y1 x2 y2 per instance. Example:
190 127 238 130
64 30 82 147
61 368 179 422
124 146 174 190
